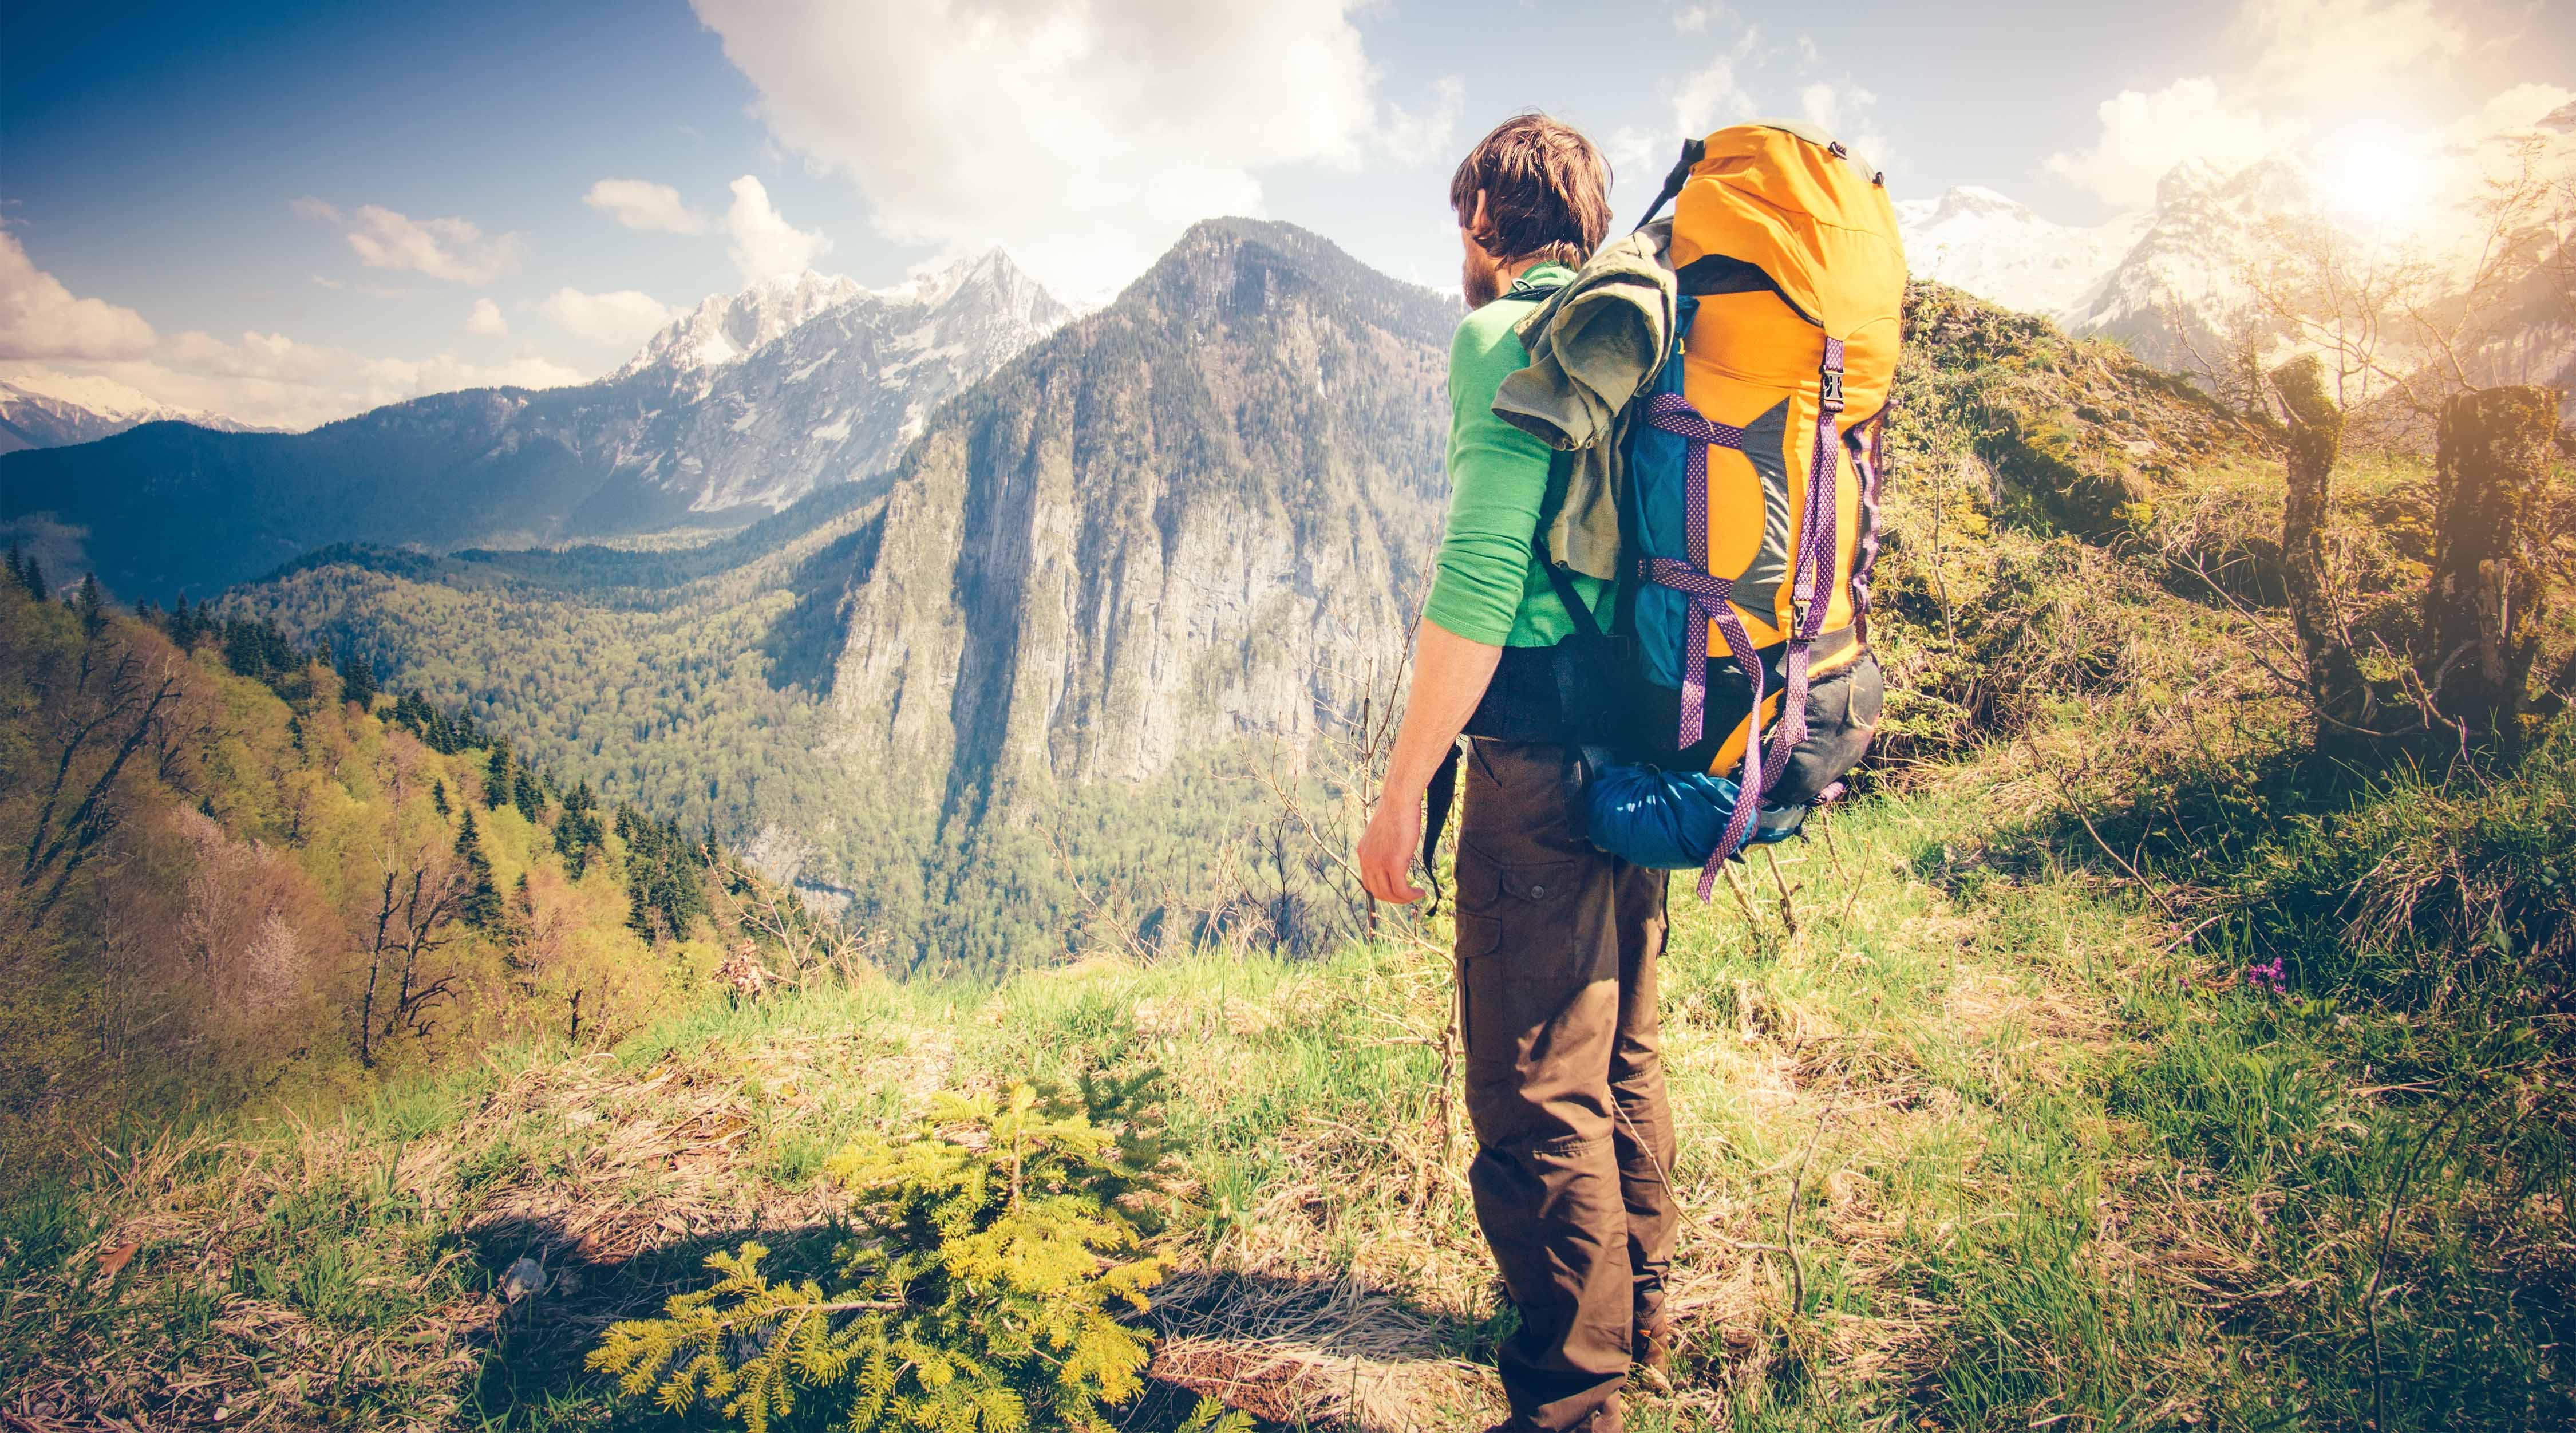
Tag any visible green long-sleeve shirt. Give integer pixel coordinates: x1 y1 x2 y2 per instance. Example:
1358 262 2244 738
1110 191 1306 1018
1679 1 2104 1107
1423 263 1614 648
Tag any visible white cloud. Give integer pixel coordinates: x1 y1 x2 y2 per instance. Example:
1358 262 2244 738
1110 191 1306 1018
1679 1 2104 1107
295 198 526 285
690 0 1415 298
1673 5 1712 33
66 331 585 432
464 297 509 337
2034 0 2501 215
585 177 709 235
2042 77 2311 208
1607 127 1662 191
536 287 675 348
0 228 157 361
2436 82 2576 148
1378 76 1465 168
313 274 411 298
724 175 831 284
1797 77 1891 169
1674 54 1757 137
6 223 583 428
2234 0 2468 105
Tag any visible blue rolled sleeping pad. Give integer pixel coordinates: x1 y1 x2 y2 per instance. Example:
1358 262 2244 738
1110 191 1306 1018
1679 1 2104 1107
1585 761 1807 870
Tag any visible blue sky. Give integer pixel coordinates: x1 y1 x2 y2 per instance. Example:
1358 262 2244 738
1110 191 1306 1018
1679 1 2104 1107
3 0 2567 428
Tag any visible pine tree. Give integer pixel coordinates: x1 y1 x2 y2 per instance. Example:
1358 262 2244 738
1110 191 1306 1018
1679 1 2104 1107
622 814 709 943
336 646 378 710
555 781 602 880
74 574 104 635
432 778 451 818
22 554 46 603
590 1076 1245 1433
5 539 22 593
507 872 538 965
484 740 512 810
512 764 544 826
455 807 503 928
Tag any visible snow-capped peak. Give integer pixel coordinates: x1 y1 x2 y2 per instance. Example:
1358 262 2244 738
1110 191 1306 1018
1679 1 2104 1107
1895 185 2147 318
614 270 868 381
1913 185 2034 223
613 250 1060 388
0 365 264 452
0 366 212 424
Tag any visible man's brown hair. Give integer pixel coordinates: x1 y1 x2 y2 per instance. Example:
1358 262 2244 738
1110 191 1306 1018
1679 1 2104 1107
1448 112 1613 269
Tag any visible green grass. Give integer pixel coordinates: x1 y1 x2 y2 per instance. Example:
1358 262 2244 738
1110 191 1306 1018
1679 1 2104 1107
5 719 2568 1428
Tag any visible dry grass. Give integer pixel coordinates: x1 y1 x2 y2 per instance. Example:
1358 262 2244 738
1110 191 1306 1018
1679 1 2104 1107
1149 1273 1506 1432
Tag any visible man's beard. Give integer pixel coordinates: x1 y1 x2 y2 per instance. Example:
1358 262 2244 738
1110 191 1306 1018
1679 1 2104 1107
1461 244 1503 309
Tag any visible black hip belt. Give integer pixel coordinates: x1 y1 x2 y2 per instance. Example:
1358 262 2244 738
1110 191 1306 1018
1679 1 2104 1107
1460 642 1571 744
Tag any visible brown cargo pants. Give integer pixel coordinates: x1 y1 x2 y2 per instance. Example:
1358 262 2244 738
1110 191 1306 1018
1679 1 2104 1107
1453 739 1678 1433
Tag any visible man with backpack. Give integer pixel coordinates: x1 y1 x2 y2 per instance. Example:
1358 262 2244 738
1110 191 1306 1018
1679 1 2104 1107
1356 111 1675 1433
1359 111 1903 1430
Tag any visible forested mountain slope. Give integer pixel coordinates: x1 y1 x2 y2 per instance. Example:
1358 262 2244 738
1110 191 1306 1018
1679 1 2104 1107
0 575 783 1183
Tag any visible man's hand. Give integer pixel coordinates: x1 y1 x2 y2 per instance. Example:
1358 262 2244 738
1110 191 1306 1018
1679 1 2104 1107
1358 796 1425 905
1355 620 1502 908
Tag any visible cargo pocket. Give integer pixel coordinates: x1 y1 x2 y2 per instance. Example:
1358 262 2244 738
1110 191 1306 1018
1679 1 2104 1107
1455 843 1603 1115
1454 843 1583 961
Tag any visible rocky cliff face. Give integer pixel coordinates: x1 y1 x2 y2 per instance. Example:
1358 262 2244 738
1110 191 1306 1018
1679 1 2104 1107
820 219 1457 820
2057 157 2327 369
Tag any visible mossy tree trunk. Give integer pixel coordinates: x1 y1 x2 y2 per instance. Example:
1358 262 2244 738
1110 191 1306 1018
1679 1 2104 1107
2422 385 2559 749
2270 356 2376 755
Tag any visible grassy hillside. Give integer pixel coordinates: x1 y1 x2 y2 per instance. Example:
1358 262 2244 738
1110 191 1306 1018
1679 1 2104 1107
6 704 2566 1429
7 336 2569 1427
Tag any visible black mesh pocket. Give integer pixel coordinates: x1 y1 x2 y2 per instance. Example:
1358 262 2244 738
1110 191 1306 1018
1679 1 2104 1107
1768 651 1882 807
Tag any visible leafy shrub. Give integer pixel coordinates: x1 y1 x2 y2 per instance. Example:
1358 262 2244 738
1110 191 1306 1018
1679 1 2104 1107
590 1073 1247 1433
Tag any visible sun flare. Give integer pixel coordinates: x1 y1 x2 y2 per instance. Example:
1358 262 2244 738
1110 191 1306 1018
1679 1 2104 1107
2316 124 2441 235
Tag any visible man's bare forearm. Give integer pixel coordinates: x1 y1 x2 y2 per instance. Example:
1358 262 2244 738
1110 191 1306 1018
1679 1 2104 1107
1381 618 1503 808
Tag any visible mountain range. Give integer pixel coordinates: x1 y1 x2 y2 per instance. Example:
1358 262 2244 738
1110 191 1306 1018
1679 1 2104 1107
1900 100 2576 381
0 250 1070 600
0 368 267 453
230 217 1457 965
220 221 2278 971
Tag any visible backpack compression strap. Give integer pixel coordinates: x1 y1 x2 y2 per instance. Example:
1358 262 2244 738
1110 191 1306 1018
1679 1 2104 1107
1638 338 1854 899
1848 410 1887 643
1631 138 1707 232
1635 394 1769 898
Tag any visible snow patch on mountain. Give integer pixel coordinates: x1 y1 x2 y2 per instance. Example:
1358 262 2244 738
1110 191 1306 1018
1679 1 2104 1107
613 248 1076 513
0 367 263 453
612 271 864 389
2056 156 2331 367
1895 186 2146 318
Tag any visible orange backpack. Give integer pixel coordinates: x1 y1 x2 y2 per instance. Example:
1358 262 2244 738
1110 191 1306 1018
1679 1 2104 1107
1570 123 1907 897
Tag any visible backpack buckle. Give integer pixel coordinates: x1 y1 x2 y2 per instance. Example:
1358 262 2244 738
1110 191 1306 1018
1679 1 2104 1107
1819 363 1845 412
